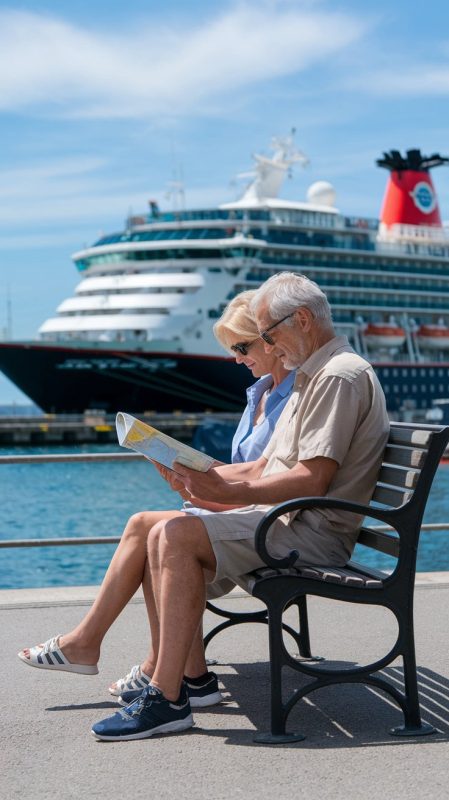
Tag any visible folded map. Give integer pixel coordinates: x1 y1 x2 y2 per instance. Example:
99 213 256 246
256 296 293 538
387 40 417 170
116 412 215 472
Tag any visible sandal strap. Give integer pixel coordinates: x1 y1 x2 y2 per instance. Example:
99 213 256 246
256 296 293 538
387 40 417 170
115 665 152 693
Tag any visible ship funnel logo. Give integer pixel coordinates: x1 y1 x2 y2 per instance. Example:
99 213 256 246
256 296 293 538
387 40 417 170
410 181 436 214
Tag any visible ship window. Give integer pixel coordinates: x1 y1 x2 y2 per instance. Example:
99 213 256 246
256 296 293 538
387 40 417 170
393 369 398 377
393 386 399 393
429 369 435 377
439 384 445 392
438 369 445 377
411 386 417 393
411 369 417 377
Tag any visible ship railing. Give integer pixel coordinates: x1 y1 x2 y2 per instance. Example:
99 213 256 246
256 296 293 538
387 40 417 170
1 451 449 549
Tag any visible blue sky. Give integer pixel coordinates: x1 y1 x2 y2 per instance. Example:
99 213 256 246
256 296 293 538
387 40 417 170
0 0 449 403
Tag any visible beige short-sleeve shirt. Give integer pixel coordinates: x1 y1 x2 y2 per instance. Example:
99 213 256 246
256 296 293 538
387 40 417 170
260 335 389 545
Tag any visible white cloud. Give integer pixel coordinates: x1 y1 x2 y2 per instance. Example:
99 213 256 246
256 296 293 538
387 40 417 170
0 5 367 118
362 67 449 96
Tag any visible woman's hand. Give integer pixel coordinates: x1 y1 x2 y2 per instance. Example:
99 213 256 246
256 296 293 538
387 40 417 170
151 461 187 493
172 462 236 504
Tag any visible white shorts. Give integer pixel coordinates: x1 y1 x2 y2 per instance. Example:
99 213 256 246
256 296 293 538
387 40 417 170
187 505 350 599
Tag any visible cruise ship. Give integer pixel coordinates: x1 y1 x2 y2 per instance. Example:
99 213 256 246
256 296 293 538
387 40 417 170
1 135 449 415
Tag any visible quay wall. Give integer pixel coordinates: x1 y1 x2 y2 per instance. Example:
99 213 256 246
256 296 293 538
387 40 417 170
0 411 241 446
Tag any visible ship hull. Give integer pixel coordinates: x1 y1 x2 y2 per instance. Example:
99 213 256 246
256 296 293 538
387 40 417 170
0 342 253 413
1 341 449 415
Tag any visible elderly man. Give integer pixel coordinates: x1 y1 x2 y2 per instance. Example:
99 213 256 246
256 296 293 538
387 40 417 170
92 271 389 741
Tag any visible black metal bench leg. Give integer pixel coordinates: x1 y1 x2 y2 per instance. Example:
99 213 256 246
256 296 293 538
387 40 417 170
390 618 436 737
296 595 312 658
253 601 306 744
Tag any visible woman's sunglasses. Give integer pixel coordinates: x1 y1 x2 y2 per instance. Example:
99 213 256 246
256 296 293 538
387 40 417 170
230 339 258 356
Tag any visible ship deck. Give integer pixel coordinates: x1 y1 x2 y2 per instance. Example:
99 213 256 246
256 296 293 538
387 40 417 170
3 576 449 799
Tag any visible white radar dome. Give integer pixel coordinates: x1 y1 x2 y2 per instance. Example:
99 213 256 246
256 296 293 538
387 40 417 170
306 181 336 207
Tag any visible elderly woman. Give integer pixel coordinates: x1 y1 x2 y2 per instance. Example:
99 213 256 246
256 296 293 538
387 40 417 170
18 290 294 707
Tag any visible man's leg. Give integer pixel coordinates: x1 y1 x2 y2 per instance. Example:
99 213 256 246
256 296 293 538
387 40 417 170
136 538 208 681
149 515 217 701
20 510 184 667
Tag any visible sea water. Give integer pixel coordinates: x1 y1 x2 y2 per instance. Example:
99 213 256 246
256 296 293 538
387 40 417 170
1 444 448 589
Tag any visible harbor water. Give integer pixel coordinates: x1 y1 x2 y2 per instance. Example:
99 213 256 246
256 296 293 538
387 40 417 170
1 444 449 590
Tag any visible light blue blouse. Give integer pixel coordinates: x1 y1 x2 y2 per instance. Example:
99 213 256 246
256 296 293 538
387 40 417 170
231 370 296 464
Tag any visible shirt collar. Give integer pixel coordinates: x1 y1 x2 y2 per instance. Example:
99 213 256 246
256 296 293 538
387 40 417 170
295 335 353 383
274 369 296 398
246 374 273 409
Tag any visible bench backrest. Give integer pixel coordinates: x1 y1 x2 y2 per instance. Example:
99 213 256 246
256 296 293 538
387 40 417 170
357 422 449 566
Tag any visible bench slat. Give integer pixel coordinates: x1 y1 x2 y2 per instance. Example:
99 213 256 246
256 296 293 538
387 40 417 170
246 564 384 591
378 464 420 489
388 427 431 448
357 527 400 556
383 445 426 469
371 483 412 507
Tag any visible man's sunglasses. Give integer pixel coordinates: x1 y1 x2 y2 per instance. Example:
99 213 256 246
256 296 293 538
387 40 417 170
230 312 295 355
259 312 295 345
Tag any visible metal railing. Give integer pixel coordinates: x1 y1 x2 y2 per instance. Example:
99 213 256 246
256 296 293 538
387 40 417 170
1 451 449 549
1 523 449 550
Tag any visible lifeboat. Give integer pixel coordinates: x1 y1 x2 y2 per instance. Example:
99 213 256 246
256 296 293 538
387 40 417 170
416 324 449 350
364 323 406 349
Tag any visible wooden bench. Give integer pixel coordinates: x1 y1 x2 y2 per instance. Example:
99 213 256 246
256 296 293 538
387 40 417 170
205 421 449 743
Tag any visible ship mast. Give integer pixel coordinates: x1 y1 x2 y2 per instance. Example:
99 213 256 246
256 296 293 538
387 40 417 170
237 131 309 202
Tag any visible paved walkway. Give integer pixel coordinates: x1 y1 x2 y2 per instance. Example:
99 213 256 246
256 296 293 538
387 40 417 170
2 577 449 800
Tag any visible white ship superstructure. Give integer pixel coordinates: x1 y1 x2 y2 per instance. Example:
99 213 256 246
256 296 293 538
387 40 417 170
1 137 449 414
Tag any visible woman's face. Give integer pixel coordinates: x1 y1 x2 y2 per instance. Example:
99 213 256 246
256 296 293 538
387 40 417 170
228 333 278 378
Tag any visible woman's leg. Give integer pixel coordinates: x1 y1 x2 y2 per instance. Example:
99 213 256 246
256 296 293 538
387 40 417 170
21 509 185 666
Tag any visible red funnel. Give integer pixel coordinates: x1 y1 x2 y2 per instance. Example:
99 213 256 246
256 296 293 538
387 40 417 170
377 150 448 229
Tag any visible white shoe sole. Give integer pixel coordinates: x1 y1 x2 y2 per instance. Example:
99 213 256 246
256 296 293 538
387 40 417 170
91 715 194 741
189 690 224 708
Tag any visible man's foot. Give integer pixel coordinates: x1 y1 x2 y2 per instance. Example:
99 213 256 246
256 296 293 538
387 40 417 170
118 670 223 708
92 683 193 741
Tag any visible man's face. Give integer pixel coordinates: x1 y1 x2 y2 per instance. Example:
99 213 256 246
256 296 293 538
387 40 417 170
255 303 312 369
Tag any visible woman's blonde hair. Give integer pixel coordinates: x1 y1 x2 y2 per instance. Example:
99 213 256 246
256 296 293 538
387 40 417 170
213 290 259 352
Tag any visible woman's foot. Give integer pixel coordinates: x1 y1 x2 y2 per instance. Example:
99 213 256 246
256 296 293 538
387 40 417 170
18 635 99 675
109 663 153 696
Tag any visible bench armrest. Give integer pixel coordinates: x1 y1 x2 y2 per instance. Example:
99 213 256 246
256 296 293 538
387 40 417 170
254 495 399 569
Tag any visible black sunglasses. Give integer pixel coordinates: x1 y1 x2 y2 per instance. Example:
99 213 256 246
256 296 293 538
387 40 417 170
259 313 295 345
230 339 258 356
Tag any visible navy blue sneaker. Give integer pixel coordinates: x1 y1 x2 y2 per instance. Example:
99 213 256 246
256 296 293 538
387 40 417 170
92 683 193 741
118 671 223 709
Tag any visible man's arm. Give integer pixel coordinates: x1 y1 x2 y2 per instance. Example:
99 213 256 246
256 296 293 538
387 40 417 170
151 455 267 509
173 456 338 507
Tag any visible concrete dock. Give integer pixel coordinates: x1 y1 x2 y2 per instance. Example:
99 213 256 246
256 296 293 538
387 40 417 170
0 411 240 445
2 577 448 799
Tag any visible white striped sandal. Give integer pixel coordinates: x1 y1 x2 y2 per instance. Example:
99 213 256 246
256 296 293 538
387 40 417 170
17 635 99 675
108 664 152 696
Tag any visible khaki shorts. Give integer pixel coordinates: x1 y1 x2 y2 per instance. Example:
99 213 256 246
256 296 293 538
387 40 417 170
197 505 350 600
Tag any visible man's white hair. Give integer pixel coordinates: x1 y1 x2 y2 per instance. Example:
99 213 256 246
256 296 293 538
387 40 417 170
250 272 332 325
